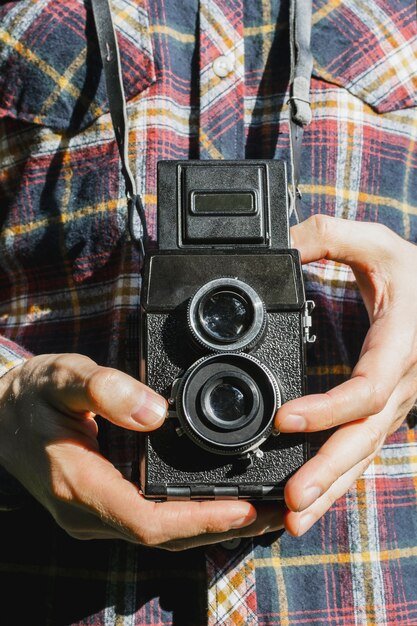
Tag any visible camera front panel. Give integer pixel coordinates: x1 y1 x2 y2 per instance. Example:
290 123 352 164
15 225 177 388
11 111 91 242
139 251 308 500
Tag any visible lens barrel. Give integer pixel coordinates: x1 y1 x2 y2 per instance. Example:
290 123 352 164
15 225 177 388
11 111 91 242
177 353 281 455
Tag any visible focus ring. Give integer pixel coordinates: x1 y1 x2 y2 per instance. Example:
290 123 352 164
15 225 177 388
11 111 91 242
176 352 281 456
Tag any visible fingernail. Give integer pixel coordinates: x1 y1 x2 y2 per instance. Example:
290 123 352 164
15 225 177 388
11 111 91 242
131 391 167 427
278 414 307 431
298 485 321 511
230 509 257 529
296 513 315 536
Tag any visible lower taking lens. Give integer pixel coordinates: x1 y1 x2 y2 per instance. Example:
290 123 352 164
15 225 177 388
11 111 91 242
177 353 280 454
208 380 249 423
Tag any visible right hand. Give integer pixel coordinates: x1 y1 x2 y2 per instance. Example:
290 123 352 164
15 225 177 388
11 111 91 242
0 353 282 550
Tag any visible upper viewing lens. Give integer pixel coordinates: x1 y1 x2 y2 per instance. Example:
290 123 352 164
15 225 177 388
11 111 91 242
200 291 252 342
188 278 266 352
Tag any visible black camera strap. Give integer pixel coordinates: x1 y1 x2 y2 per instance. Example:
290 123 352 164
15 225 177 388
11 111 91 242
91 0 148 260
91 0 313 251
288 0 313 222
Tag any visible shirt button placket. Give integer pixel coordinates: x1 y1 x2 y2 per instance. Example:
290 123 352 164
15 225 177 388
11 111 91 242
198 0 244 159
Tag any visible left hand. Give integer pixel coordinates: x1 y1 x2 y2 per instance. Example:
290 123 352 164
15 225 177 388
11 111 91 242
275 215 417 536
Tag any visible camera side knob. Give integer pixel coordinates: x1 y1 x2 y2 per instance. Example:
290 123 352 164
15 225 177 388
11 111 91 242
187 277 267 353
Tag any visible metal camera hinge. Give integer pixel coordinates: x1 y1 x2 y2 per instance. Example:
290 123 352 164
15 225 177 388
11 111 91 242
303 300 316 344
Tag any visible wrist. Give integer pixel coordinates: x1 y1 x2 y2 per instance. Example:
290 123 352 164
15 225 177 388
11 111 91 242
0 363 29 511
0 363 24 466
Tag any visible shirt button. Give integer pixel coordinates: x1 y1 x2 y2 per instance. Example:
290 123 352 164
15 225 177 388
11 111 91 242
220 538 242 550
212 54 235 78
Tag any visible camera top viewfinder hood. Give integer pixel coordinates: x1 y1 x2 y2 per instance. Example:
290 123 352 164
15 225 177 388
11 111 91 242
157 160 290 251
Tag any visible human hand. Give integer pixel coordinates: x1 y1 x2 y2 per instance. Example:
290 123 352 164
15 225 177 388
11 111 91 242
0 354 283 549
276 215 417 536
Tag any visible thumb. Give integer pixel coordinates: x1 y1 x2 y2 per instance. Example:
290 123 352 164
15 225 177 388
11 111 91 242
42 354 168 431
290 214 395 270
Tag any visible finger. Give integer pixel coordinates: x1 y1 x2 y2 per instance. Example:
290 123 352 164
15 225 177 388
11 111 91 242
284 452 374 536
283 412 388 513
49 498 139 542
53 442 258 547
38 354 168 432
285 361 417 514
283 365 417 518
282 216 417 432
53 523 128 540
290 214 398 269
276 308 411 433
160 504 284 551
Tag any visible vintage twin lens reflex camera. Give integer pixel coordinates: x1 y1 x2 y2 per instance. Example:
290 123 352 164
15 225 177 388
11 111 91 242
139 160 315 500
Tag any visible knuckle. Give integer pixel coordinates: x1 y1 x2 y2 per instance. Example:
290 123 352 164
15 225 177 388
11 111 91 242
321 393 336 430
47 449 87 504
359 454 374 475
54 353 94 368
49 355 76 390
48 465 75 505
360 375 388 415
363 421 382 452
51 353 76 371
136 527 162 548
315 451 338 485
51 353 92 380
321 488 337 512
11 355 54 394
30 353 95 396
49 480 73 505
373 222 396 246
310 214 331 241
398 375 417 408
85 367 122 411
370 393 387 416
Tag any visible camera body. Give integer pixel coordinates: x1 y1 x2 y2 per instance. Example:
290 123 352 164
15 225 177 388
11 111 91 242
139 160 314 500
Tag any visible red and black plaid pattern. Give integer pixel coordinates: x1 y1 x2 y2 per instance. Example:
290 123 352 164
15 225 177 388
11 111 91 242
199 0 244 159
0 0 417 624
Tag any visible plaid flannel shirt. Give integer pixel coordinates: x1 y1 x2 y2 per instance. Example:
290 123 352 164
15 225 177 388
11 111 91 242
0 0 417 624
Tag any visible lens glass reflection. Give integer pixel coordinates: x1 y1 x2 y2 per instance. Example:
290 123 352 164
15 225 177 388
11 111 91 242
209 381 248 423
200 291 252 342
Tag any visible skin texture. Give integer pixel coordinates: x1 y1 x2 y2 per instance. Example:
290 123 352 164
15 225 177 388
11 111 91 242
0 353 282 550
277 215 417 536
0 215 415 546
